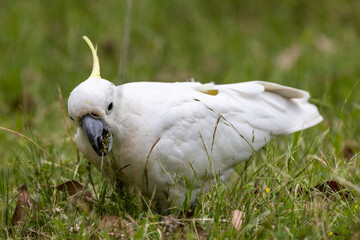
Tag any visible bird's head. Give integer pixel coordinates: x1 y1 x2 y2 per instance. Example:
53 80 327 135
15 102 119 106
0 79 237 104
68 36 116 156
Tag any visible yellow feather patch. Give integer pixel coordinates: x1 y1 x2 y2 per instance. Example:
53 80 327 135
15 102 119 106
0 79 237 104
197 85 219 96
203 89 219 95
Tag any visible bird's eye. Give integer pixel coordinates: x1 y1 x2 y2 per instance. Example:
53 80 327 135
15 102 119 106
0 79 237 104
107 102 113 112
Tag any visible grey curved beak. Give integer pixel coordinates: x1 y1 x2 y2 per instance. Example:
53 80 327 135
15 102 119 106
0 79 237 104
81 114 113 156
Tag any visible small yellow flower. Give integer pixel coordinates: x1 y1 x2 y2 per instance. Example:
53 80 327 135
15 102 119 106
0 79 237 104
265 188 270 193
328 232 333 236
355 204 358 210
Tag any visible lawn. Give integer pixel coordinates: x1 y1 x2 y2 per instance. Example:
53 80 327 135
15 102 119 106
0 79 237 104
0 0 360 239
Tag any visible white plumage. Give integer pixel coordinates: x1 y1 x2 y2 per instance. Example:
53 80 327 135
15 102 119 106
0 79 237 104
68 37 322 208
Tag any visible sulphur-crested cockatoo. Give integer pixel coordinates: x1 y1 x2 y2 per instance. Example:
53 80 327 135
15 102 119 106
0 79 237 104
68 36 322 208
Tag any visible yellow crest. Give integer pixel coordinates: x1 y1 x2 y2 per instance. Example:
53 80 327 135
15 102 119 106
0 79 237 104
83 36 101 79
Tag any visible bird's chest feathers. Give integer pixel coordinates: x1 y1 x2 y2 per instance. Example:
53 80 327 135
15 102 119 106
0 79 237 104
110 119 161 186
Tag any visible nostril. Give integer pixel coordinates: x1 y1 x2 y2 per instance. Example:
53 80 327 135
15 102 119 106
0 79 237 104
90 112 100 118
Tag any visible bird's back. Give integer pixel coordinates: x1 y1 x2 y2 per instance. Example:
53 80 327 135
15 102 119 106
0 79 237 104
111 81 322 205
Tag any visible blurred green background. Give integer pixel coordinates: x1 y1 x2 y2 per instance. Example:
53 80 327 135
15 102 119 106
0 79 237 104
0 0 359 179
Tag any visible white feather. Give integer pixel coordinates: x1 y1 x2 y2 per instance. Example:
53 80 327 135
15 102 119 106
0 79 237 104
68 79 322 207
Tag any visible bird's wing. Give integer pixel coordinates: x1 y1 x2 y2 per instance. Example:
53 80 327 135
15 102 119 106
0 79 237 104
115 81 322 191
214 81 323 134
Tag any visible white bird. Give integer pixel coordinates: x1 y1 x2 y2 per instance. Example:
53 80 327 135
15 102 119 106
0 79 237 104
68 37 323 209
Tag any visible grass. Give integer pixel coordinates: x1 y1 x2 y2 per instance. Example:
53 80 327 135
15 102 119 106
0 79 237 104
1 0 360 238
